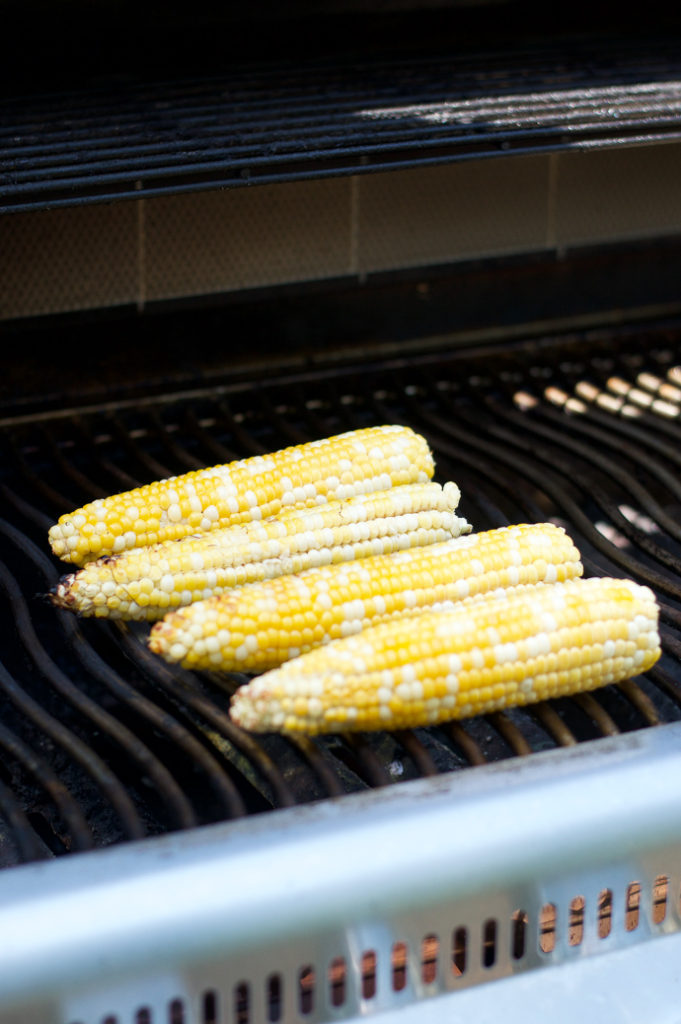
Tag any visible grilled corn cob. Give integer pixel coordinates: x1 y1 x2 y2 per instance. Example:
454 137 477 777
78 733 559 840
229 576 661 733
148 522 583 672
48 424 435 567
49 482 470 621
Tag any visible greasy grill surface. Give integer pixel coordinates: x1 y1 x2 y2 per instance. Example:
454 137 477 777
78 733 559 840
0 327 680 865
3 37 681 211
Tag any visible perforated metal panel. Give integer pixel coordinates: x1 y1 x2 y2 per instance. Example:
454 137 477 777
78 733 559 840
4 143 681 321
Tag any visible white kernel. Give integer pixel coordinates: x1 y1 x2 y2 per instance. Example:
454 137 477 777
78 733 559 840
448 653 462 673
373 594 386 615
377 687 392 704
190 552 205 570
160 574 175 593
494 642 519 664
113 536 126 552
204 505 219 522
454 578 470 599
235 644 249 661
308 698 324 718
342 599 365 621
168 503 182 522
543 564 558 584
401 664 416 683
167 490 179 505
526 634 551 657
169 643 187 661
603 640 616 658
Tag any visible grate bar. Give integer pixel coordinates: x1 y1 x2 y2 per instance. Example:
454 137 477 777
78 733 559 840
4 41 681 210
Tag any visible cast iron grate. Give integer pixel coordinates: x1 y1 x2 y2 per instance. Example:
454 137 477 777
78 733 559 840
0 326 680 866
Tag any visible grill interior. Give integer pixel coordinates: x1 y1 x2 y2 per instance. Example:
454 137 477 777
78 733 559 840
1 322 680 867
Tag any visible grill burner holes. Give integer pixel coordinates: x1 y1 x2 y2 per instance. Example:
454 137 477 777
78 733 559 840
452 926 467 977
202 991 218 1024
511 910 527 960
168 998 185 1024
361 950 377 999
234 982 249 1024
329 957 346 1007
266 973 282 1022
421 934 438 984
539 903 557 953
598 888 613 938
298 966 314 1016
653 874 669 923
482 919 497 968
568 896 585 947
626 882 641 931
391 941 408 991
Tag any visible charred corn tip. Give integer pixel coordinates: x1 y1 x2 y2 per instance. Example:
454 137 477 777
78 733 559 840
229 576 661 734
148 521 583 672
49 481 469 621
48 424 434 566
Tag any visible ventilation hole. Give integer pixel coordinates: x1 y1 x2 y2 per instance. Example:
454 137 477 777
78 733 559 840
452 926 467 977
511 910 527 960
362 950 377 999
598 889 613 938
626 882 641 932
482 919 497 968
329 957 346 1007
202 991 219 1024
168 999 185 1024
392 942 407 992
568 896 585 947
539 903 557 954
653 875 669 924
135 1010 152 1024
235 982 250 1024
299 966 315 1016
421 934 439 984
267 974 283 1022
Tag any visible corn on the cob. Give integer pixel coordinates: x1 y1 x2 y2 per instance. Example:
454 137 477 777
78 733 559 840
48 425 435 567
229 576 661 734
49 482 470 621
148 522 583 672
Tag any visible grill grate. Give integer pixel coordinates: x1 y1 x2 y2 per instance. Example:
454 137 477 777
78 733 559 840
3 37 681 211
0 325 680 866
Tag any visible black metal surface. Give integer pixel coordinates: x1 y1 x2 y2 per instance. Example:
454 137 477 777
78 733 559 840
0 325 680 866
3 34 681 211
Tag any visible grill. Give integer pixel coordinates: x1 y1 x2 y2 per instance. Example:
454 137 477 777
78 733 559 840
3 3 681 1021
